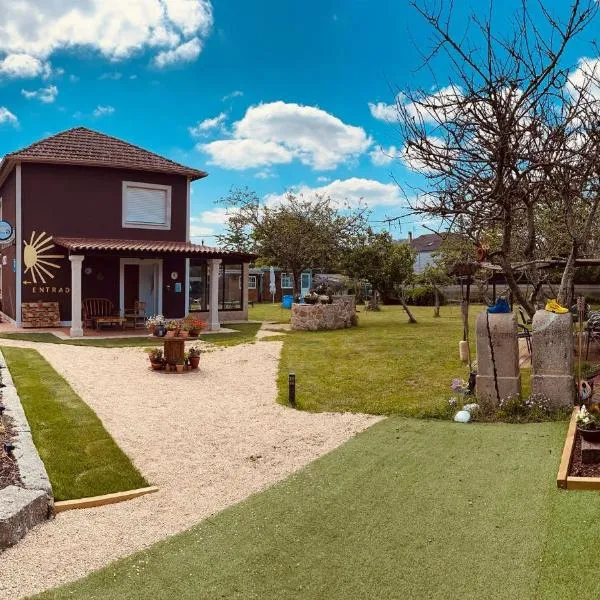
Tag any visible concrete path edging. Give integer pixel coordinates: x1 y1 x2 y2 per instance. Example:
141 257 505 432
0 349 53 550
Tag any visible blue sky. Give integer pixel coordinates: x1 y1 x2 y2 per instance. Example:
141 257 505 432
0 0 597 243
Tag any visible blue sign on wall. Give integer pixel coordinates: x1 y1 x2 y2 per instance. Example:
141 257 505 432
174 282 182 293
0 220 13 242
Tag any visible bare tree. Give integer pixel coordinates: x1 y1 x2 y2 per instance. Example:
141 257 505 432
390 0 600 316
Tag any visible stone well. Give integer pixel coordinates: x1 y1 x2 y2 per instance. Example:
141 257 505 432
291 296 356 331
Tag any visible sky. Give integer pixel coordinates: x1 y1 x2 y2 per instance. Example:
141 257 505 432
0 0 597 244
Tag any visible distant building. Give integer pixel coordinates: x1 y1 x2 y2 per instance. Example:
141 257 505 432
402 232 446 273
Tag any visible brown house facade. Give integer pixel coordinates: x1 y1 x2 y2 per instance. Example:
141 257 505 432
0 127 254 336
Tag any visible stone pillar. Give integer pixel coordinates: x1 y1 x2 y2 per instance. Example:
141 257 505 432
69 255 84 337
532 310 574 408
208 258 221 332
475 311 520 406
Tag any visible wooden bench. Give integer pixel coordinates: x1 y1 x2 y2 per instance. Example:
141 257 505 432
82 298 125 330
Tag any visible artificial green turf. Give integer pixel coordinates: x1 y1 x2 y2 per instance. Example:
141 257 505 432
0 323 261 348
31 418 570 600
2 346 148 500
276 304 496 416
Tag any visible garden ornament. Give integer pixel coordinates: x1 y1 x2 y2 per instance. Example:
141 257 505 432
545 299 569 314
453 410 471 423
487 297 510 314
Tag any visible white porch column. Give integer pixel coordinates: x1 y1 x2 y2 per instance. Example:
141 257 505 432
208 258 221 332
69 255 85 337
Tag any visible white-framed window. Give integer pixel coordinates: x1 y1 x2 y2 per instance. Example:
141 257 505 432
122 181 171 230
248 275 257 289
281 273 293 289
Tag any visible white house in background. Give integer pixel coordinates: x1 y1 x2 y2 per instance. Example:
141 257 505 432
407 232 445 273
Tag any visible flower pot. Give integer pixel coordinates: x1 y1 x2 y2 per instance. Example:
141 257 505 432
154 325 166 337
148 324 156 335
188 329 199 338
577 425 600 442
150 361 164 371
180 331 188 339
166 330 176 338
189 356 200 369
176 364 184 373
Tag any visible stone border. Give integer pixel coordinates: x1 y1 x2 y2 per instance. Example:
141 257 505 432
0 349 53 549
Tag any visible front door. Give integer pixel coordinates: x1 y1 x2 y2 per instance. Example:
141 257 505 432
121 260 161 317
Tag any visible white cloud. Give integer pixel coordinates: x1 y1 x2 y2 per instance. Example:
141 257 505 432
370 145 399 166
0 53 52 79
369 86 463 124
21 84 59 103
99 72 123 80
197 207 229 224
201 101 372 170
93 105 115 117
0 107 18 126
265 177 403 209
68 74 79 82
25 84 57 101
222 90 243 101
201 138 294 169
153 37 202 68
566 57 600 100
0 0 213 77
254 169 275 179
188 112 226 137
316 176 330 183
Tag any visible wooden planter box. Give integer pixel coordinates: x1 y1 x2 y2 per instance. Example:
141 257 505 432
556 406 600 490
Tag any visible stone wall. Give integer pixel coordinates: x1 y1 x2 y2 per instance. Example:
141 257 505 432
21 302 60 328
291 296 356 331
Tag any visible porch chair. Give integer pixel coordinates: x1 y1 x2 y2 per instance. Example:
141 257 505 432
124 300 146 329
517 306 532 355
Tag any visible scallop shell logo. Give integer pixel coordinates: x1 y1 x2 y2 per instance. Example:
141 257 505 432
23 232 64 284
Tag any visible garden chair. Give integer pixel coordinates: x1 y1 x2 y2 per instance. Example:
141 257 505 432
124 300 146 329
586 311 600 360
517 306 532 355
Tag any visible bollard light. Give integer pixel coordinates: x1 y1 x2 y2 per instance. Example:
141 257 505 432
3 441 15 454
288 372 296 407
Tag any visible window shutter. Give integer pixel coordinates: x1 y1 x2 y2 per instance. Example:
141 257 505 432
125 186 168 225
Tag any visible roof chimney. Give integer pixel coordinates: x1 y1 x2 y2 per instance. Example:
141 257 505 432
408 231 413 242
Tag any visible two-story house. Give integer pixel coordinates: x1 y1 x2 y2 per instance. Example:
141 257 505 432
0 127 254 336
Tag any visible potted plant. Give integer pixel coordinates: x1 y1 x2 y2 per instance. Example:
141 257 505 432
146 314 165 336
146 347 164 370
303 292 319 305
188 346 201 369
175 358 185 373
180 321 189 339
185 316 206 338
166 320 180 337
576 405 600 442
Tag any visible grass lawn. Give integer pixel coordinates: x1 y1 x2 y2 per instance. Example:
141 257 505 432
249 302 292 323
276 304 528 416
33 417 600 600
2 346 148 501
0 323 261 348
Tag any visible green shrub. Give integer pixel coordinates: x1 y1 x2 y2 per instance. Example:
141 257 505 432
405 286 447 306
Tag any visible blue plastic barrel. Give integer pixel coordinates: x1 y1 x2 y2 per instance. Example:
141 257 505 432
282 295 293 309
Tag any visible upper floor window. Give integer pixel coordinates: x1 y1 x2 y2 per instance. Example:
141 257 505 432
281 273 293 289
122 181 171 230
247 275 257 289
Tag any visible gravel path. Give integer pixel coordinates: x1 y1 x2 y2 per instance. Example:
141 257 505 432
0 338 379 599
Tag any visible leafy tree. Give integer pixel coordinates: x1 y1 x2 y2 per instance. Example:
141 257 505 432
217 187 369 294
418 263 453 317
343 231 416 321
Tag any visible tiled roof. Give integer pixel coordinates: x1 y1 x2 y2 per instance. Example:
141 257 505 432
2 127 207 180
54 237 253 259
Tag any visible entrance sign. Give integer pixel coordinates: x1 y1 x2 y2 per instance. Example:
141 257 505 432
0 220 13 242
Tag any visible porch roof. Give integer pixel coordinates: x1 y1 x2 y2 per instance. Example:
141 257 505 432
53 237 255 261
